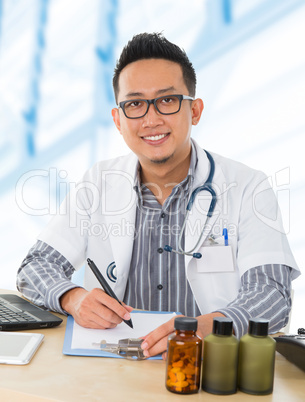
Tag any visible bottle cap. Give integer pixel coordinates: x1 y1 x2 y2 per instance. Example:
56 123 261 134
174 317 198 331
212 317 233 335
248 318 269 336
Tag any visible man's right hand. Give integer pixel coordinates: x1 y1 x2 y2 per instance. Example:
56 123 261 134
60 287 133 329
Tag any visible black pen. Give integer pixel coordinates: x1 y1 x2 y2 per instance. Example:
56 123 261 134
87 258 133 329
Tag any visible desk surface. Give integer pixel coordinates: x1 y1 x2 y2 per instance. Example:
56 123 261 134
0 290 305 402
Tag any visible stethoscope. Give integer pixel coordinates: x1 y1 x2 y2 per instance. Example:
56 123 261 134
106 151 217 282
163 150 217 259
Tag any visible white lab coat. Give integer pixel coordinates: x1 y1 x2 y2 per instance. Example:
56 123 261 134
38 140 300 314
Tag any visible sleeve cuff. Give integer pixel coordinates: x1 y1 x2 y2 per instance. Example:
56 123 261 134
44 280 83 315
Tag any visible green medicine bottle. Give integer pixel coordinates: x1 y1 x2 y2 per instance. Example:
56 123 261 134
238 318 276 395
202 317 239 395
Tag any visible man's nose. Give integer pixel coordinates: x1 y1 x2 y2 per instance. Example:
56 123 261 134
142 103 163 127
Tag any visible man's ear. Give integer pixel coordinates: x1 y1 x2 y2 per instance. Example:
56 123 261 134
191 98 204 126
112 108 121 133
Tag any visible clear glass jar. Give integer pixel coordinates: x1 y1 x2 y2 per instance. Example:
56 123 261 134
165 317 202 394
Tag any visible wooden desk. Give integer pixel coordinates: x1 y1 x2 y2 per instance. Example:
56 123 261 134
0 291 304 401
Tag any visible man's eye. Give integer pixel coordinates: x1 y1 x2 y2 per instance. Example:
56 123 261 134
126 101 143 109
162 97 174 103
161 96 179 106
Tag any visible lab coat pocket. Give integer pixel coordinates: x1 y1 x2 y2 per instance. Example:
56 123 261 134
196 245 234 273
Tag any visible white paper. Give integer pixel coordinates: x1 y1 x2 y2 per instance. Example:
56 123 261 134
71 312 177 350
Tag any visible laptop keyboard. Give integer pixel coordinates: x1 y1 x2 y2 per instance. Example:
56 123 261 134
0 297 41 323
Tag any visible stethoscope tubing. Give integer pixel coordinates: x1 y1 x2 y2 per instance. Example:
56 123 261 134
106 151 217 283
165 150 217 258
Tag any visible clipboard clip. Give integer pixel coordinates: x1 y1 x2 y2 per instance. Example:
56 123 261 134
93 338 146 360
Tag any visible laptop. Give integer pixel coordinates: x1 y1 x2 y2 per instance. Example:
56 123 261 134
0 294 63 331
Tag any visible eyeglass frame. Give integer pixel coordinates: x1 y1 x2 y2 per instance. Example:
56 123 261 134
117 94 194 119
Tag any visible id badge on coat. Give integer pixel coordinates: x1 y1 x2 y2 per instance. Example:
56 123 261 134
196 243 235 273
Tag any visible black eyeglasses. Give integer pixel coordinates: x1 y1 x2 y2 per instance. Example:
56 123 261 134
118 94 194 119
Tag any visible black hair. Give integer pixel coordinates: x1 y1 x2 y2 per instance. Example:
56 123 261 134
112 32 196 103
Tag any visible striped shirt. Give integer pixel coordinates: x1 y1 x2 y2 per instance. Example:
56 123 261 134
218 264 292 338
123 145 201 317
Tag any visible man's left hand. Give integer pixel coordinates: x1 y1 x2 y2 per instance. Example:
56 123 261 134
140 312 226 359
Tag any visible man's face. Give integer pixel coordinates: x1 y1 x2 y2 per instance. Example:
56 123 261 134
112 58 203 170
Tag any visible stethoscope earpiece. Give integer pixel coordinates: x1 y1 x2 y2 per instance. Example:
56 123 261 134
164 246 202 259
193 253 202 259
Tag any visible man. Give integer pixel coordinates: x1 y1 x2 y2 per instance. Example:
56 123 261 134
17 33 299 358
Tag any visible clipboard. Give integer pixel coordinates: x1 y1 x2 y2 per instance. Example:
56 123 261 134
63 311 177 360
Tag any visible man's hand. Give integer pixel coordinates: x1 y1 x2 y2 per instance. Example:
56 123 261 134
141 312 225 359
60 287 133 329
140 315 180 359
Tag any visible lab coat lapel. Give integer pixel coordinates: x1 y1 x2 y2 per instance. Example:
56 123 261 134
184 143 223 268
103 154 138 297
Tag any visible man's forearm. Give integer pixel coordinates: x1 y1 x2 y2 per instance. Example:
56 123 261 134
217 264 292 338
16 240 79 313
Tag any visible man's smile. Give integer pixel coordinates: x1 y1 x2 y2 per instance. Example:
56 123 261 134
142 133 170 142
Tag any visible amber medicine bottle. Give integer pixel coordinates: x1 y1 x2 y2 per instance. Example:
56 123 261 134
238 318 276 395
202 317 238 394
165 317 202 394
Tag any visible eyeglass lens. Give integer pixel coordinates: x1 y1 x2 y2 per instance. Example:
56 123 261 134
123 95 181 118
